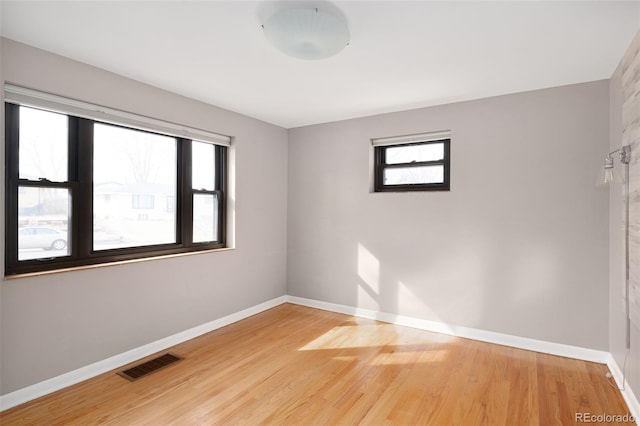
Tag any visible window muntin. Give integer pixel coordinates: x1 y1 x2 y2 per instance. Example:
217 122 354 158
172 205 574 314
5 104 227 275
374 139 450 192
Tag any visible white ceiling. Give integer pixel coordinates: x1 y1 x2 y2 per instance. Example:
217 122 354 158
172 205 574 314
1 1 639 129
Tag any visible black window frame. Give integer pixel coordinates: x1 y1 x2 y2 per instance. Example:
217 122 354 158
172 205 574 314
5 103 228 276
374 139 451 192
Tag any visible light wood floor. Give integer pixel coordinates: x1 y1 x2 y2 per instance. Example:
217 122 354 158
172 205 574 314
1 303 631 425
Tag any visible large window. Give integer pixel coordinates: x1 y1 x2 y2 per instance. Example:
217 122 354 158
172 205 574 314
373 132 450 192
5 103 228 275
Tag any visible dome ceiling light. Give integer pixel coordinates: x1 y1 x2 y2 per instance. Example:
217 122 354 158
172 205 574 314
262 5 350 60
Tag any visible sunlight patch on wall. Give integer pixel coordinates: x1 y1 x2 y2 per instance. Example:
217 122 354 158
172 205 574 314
357 243 380 309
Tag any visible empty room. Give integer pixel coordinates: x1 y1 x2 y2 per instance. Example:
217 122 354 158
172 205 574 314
0 0 639 424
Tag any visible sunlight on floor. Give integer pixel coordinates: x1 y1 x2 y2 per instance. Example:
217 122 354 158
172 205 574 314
298 321 454 351
300 324 400 350
298 321 451 367
372 349 449 365
327 349 449 366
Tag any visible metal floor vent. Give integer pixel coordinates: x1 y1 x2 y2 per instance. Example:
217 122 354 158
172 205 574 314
117 353 183 381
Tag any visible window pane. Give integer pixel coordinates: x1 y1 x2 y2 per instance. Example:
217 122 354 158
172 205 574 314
193 194 218 243
18 187 70 260
192 141 215 190
19 106 68 181
385 143 444 165
384 165 444 185
93 123 177 250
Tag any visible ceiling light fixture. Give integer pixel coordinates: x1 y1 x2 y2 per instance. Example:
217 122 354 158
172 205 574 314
262 5 350 60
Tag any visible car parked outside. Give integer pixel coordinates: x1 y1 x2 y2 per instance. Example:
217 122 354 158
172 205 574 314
18 227 67 250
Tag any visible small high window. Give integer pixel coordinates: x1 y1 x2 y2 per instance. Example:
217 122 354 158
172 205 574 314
373 132 450 192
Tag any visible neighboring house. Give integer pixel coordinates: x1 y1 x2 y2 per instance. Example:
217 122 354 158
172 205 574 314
93 182 176 222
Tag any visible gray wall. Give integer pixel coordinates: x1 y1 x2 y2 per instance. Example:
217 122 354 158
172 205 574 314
288 81 611 350
609 32 640 404
0 36 625 400
0 38 288 394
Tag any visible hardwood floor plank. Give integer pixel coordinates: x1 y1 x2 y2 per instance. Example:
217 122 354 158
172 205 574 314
0 304 632 425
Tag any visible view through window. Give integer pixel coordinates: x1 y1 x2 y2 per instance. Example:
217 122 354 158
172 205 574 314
93 123 177 251
6 104 227 275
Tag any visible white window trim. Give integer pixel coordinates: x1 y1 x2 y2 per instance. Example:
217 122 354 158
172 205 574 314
4 83 231 146
371 130 451 147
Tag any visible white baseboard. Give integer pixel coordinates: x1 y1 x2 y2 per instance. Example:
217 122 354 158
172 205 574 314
2 294 631 416
285 295 611 364
286 297 640 420
607 353 640 424
0 295 287 411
